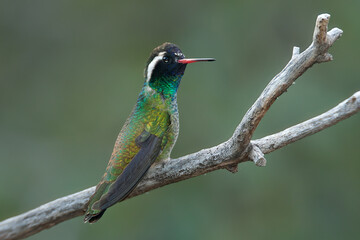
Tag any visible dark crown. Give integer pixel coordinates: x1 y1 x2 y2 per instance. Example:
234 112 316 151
146 42 184 66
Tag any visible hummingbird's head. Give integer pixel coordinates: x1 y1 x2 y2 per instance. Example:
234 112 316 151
144 42 215 96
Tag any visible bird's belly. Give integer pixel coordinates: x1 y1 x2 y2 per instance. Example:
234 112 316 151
157 111 179 161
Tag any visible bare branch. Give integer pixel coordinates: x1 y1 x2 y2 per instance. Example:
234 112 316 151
291 46 300 59
252 91 360 155
0 188 94 240
229 13 343 154
249 144 266 167
0 13 354 240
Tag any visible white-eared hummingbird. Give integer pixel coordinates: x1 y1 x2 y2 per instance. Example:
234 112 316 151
84 42 215 223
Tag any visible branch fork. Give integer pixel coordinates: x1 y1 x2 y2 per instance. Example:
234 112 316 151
0 14 357 240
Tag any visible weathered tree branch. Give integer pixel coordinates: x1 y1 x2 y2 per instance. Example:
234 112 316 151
1 14 357 240
252 91 360 155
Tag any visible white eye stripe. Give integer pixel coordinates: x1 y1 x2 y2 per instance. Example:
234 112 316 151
146 52 166 82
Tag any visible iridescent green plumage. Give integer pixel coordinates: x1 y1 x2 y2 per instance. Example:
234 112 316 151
84 42 214 223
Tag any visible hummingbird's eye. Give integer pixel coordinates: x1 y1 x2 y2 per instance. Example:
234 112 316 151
162 56 169 63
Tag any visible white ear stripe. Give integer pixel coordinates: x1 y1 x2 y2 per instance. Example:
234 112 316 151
146 52 166 82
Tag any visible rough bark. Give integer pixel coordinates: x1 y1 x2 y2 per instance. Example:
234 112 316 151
1 13 357 240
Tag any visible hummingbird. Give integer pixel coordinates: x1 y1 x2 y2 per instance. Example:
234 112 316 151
84 42 215 223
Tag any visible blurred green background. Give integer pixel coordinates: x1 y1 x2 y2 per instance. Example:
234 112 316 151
1 0 359 239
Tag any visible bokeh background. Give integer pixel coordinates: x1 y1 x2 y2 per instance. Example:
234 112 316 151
1 0 359 239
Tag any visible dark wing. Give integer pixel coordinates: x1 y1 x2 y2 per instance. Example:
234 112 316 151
93 132 163 211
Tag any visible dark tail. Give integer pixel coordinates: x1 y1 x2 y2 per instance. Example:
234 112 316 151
84 209 106 223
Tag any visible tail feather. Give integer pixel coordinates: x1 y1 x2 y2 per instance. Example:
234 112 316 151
84 182 110 223
84 209 106 223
